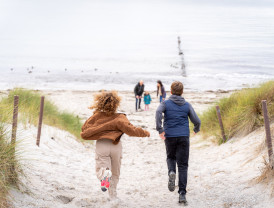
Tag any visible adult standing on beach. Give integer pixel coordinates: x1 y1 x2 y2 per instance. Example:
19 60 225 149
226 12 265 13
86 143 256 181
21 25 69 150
134 80 145 111
157 80 166 103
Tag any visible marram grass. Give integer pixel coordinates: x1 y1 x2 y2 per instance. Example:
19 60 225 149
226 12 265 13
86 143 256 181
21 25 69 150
200 81 274 144
0 103 20 208
0 139 19 207
1 88 82 139
0 88 83 207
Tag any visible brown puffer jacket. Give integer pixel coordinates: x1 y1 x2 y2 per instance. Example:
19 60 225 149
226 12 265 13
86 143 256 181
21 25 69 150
81 112 150 144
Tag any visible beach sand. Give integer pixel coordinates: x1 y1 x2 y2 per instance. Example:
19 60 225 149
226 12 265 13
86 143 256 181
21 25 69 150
5 90 274 208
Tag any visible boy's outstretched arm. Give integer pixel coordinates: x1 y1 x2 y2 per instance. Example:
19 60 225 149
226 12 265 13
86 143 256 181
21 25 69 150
188 104 201 133
156 102 166 134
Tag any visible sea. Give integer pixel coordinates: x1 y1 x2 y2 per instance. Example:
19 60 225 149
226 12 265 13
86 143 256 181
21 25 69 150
0 0 274 91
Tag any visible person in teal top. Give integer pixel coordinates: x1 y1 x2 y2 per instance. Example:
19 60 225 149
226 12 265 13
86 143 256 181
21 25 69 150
144 91 152 111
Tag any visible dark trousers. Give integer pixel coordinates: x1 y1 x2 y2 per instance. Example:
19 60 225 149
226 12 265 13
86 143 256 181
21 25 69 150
135 98 141 110
165 136 189 194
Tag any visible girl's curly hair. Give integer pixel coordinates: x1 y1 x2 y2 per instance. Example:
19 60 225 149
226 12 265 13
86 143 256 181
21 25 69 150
89 91 121 115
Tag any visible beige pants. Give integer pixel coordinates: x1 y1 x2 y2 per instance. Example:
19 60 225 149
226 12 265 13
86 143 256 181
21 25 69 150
95 139 122 198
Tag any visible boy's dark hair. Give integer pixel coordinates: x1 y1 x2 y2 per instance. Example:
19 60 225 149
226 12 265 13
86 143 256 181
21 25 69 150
171 81 184 96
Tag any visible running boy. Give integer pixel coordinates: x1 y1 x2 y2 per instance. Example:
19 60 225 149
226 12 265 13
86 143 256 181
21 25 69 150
155 81 201 204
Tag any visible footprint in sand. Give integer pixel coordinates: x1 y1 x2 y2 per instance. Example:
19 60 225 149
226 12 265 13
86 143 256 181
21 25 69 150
75 198 106 207
56 195 74 204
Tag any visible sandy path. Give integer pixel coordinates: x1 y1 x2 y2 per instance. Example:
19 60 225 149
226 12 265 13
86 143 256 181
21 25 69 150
8 90 274 208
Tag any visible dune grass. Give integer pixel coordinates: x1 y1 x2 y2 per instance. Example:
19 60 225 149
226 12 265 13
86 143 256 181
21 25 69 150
200 81 274 144
1 88 82 139
0 140 18 208
0 103 20 208
0 88 83 206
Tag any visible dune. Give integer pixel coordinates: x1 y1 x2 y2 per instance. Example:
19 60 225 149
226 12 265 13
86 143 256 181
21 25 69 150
7 90 274 208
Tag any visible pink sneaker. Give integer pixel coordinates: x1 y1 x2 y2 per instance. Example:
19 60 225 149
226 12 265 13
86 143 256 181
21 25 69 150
101 169 112 192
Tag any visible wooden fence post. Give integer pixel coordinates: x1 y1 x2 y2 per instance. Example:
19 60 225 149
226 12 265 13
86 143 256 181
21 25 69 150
11 95 19 144
11 95 19 171
216 106 226 143
36 96 45 146
262 100 274 168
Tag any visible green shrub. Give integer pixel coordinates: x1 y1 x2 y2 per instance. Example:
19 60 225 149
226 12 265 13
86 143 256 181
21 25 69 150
200 81 274 143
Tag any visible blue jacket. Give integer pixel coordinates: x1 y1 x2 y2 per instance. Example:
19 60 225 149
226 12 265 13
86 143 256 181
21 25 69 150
144 94 152 105
156 95 201 137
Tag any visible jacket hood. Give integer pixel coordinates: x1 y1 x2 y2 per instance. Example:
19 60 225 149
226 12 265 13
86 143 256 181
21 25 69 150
169 95 186 106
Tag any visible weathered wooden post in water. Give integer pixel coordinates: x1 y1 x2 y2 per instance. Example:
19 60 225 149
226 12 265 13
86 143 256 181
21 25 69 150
261 100 274 168
216 106 226 143
178 36 183 55
177 36 186 77
36 96 45 146
11 96 19 145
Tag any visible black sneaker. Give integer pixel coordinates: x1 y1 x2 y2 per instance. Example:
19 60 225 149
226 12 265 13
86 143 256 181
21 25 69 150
179 193 188 205
168 171 176 192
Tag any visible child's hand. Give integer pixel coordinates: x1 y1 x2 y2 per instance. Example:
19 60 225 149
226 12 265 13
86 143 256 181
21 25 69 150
159 132 166 140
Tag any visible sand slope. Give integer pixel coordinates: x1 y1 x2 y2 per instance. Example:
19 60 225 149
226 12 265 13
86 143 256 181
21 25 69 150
8 91 274 208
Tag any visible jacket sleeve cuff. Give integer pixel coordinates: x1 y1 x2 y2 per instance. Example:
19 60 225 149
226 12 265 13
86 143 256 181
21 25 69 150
158 129 164 134
193 124 201 133
194 129 200 133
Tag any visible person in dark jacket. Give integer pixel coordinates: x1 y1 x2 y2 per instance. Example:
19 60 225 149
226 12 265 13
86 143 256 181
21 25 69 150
155 81 201 205
157 80 166 103
134 80 144 111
